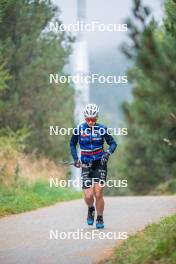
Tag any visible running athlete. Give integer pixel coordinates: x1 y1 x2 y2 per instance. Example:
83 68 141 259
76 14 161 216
70 104 117 229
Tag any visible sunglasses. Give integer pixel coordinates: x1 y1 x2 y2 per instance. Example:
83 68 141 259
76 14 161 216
85 117 97 122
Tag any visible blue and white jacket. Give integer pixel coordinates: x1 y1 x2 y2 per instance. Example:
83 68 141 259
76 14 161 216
70 122 117 164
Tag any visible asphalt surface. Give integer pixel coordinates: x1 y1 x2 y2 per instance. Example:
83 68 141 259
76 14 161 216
0 196 175 264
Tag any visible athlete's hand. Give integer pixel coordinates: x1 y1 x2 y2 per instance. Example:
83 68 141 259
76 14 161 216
74 159 81 168
101 152 110 165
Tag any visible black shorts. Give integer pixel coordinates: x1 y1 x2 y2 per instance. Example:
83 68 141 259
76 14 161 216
81 160 107 189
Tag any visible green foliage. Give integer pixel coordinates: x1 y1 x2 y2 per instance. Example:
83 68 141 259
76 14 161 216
0 127 30 184
0 63 10 92
0 127 31 155
103 214 176 264
105 143 132 196
0 178 82 216
0 0 74 160
118 0 176 193
150 178 176 195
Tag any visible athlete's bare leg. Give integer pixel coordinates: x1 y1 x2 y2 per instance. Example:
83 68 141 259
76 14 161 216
83 187 94 207
94 183 104 215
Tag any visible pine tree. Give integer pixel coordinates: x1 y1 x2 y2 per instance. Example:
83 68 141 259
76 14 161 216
118 0 176 193
0 0 75 160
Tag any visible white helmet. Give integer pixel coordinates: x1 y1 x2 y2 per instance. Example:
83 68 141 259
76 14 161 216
84 104 99 118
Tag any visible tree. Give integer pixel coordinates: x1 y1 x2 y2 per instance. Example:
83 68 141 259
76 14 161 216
0 0 75 160
118 0 176 193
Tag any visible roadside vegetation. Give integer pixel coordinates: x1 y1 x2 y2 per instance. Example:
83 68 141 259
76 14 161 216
100 214 176 264
107 0 176 196
0 178 82 217
0 0 80 216
0 132 81 217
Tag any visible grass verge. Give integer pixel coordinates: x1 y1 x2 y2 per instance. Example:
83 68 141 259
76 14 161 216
0 178 82 217
100 214 176 264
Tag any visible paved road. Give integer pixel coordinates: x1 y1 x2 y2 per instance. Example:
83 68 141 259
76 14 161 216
0 196 175 264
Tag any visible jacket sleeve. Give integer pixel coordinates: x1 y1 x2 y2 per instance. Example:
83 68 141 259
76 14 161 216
104 128 117 154
70 133 79 161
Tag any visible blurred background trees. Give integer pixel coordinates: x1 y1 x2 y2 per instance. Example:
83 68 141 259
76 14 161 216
0 0 74 161
115 0 176 194
0 0 175 195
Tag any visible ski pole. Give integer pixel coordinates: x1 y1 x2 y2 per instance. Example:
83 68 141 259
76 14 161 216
58 161 92 168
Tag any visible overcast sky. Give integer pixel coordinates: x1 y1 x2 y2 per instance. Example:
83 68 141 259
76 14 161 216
51 0 164 125
52 0 163 55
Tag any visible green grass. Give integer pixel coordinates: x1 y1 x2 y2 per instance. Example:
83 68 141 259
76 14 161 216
102 214 176 264
0 179 82 217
